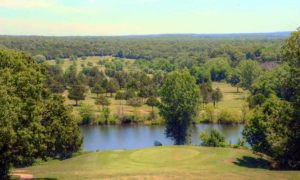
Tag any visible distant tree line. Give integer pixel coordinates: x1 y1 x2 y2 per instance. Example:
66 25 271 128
0 35 284 65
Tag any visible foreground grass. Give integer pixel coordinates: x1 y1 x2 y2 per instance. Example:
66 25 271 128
17 146 300 179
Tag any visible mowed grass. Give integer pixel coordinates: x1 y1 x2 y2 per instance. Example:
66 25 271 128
211 82 248 111
17 146 300 179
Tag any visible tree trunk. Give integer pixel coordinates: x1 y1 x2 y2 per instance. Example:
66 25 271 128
75 100 78 106
237 87 239 93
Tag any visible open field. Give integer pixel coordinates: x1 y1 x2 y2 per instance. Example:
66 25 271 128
46 57 249 123
15 146 300 180
211 82 248 111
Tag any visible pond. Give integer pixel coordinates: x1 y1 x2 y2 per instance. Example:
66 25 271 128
80 124 245 151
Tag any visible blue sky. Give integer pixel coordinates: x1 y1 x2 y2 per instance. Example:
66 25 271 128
0 0 299 36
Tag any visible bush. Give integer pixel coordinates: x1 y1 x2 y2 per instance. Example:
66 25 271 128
202 104 215 123
217 108 240 124
233 138 246 148
108 115 118 125
148 110 158 120
200 128 227 147
79 103 96 125
119 114 142 124
127 97 143 107
154 141 162 146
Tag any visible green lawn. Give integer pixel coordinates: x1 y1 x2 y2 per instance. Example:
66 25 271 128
211 82 248 111
15 146 300 179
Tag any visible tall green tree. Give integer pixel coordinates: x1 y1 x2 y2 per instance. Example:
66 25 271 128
106 79 120 97
211 88 223 107
0 49 82 179
237 60 262 89
159 69 200 145
244 29 300 169
68 84 86 106
96 95 110 109
91 84 105 97
227 71 241 92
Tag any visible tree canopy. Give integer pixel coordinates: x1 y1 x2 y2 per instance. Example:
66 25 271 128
159 69 200 145
0 49 82 179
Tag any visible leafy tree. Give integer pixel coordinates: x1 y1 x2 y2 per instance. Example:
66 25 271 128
124 88 136 100
237 60 262 89
95 95 110 109
46 79 65 93
102 107 111 124
0 49 82 179
244 29 300 169
243 97 294 168
204 104 215 123
200 129 226 147
192 66 211 84
200 82 213 104
33 54 46 64
42 95 82 158
115 91 126 116
70 55 78 61
227 71 241 92
64 63 77 86
206 58 232 81
106 79 120 97
55 57 64 64
127 97 143 107
159 69 200 145
68 84 86 106
146 97 160 111
79 103 96 125
91 84 105 97
211 88 223 107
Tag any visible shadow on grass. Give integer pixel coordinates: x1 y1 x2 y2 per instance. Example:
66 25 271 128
234 156 271 169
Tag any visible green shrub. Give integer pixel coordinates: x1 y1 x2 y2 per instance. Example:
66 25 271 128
154 141 162 146
200 128 227 147
79 103 96 125
217 108 240 124
127 97 143 107
148 110 158 120
204 104 215 123
119 115 140 124
108 115 118 125
233 138 246 148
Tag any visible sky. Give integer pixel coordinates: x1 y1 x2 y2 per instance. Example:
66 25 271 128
0 0 299 36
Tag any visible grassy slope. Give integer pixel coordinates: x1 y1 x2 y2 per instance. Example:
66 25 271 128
19 146 300 180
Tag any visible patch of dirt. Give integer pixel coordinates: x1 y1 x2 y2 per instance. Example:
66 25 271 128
223 158 236 165
12 170 33 180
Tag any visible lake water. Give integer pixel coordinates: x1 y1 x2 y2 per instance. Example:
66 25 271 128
80 124 245 151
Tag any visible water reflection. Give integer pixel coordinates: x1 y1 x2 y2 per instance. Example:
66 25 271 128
80 124 244 151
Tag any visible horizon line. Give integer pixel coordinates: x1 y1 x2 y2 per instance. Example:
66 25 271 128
0 31 293 38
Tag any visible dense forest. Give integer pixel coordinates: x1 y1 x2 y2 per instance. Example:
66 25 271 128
0 33 288 64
